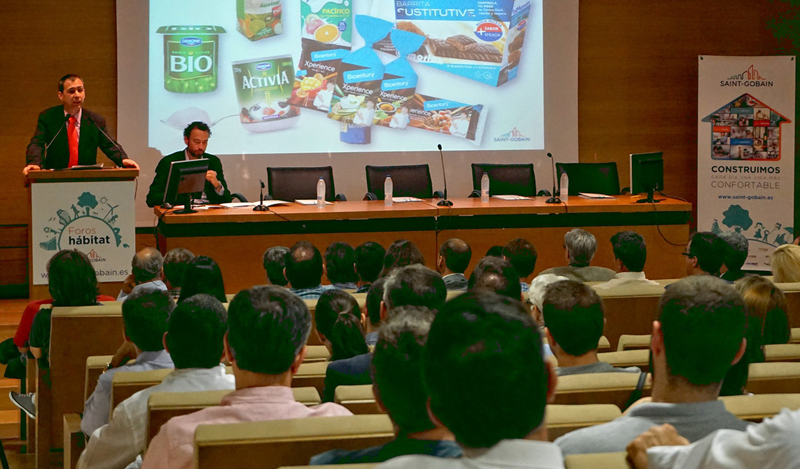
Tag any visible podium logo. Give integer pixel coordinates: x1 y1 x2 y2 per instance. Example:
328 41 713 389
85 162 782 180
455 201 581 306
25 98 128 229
39 191 128 254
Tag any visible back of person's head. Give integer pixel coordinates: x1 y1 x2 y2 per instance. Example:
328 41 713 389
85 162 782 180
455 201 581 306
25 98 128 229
47 250 99 306
564 229 597 266
502 238 537 278
163 248 195 288
542 280 604 357
424 291 550 448
355 241 386 284
658 276 746 386
468 256 521 300
262 246 290 286
285 241 323 289
485 245 504 258
718 231 749 272
122 290 175 352
315 289 368 360
178 256 226 303
227 286 311 374
771 243 800 283
735 275 790 345
686 232 727 275
528 274 569 319
379 239 425 278
371 306 436 433
131 247 164 283
383 265 447 312
610 231 647 272
365 277 388 326
324 242 358 285
166 294 227 369
439 238 472 274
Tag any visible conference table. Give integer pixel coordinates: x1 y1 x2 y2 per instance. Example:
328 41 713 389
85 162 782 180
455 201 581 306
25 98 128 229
154 195 692 292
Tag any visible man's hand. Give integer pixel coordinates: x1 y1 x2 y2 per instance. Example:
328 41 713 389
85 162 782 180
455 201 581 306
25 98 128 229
108 341 137 370
121 158 140 170
206 170 221 190
121 273 136 295
22 165 41 176
626 424 690 469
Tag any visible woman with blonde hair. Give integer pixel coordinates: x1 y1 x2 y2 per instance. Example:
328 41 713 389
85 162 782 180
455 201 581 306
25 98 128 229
771 243 800 283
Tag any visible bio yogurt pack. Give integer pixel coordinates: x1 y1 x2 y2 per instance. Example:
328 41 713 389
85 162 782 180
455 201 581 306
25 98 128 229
157 25 226 94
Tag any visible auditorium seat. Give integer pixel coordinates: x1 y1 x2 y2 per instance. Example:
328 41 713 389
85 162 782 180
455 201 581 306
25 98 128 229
792 328 800 344
765 344 800 362
746 362 800 394
774 283 800 327
334 385 381 415
593 286 663 350
720 393 800 423
546 404 622 441
293 361 329 397
194 415 394 469
598 349 650 372
364 164 442 200
555 372 651 408
617 335 651 351
564 452 629 469
85 355 114 402
469 163 538 197
267 166 345 202
598 336 612 353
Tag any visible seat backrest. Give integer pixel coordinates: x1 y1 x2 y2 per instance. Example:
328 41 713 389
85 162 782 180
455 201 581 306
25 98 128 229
720 393 800 423
598 349 650 372
595 293 661 351
111 368 175 415
747 362 800 394
564 452 629 469
555 372 651 408
334 385 383 415
85 355 114 403
267 166 335 202
471 163 536 196
194 415 394 469
293 361 329 397
764 344 800 362
617 334 652 352
546 404 622 441
365 165 433 199
556 162 620 195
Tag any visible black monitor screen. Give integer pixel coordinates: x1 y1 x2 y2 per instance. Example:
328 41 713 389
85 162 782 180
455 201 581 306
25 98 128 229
163 159 210 207
630 152 664 195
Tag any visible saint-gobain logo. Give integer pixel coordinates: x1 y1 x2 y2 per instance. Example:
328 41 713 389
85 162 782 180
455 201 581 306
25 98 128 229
180 37 203 47
474 21 503 42
494 127 531 142
256 62 273 71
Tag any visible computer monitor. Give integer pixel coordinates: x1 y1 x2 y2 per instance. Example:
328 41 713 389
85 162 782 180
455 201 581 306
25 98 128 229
630 152 664 204
163 159 210 214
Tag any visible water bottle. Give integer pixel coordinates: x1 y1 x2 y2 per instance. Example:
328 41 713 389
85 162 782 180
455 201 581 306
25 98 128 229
559 172 569 202
316 178 326 208
384 175 393 207
481 172 490 203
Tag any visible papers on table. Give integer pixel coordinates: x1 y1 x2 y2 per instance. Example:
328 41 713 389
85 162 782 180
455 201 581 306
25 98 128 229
492 195 533 201
578 193 616 199
295 199 333 206
392 197 422 203
220 200 290 208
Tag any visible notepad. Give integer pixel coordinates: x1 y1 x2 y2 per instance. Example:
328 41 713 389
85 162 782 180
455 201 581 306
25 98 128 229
578 193 615 199
392 197 422 203
220 200 289 208
492 195 532 201
295 199 333 206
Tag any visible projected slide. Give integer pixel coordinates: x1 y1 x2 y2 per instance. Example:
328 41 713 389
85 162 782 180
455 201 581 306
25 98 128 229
148 0 543 155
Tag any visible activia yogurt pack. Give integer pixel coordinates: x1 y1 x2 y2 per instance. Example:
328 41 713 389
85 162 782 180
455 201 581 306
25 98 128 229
157 25 226 94
232 56 301 132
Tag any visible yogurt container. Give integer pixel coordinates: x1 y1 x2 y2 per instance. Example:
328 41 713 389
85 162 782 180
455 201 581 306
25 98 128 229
157 25 226 94
232 56 301 132
236 0 283 41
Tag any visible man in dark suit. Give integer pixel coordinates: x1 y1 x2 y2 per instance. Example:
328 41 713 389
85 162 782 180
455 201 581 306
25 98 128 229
146 121 232 207
23 74 139 175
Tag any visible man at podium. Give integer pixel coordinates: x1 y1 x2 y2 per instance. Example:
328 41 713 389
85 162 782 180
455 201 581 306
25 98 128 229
22 74 139 176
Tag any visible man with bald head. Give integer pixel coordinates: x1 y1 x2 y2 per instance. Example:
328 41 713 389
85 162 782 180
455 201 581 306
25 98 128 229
118 248 168 302
285 241 334 300
437 239 472 291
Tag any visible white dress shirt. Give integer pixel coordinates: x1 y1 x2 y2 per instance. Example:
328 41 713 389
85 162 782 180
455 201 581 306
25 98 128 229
594 271 660 289
78 365 235 469
377 439 565 469
647 408 800 469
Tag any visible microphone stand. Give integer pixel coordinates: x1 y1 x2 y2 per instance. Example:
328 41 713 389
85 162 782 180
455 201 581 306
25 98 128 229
85 114 125 167
253 180 268 211
545 152 561 204
43 114 70 159
436 143 453 207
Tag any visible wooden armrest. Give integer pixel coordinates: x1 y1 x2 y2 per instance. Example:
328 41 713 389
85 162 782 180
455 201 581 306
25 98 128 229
64 413 84 469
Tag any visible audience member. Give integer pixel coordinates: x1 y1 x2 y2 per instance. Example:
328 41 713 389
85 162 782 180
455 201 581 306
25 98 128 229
683 232 727 277
540 229 616 282
312 307 461 465
542 280 638 377
82 290 175 437
118 248 167 301
596 231 659 289
555 275 749 455
378 239 425 278
377 290 562 469
770 243 800 282
325 242 359 289
142 286 352 469
178 256 226 303
526 274 568 360
285 241 333 299
355 241 386 292
362 277 387 347
502 238 538 292
437 238 471 291
262 246 289 286
162 248 195 301
468 256 521 300
719 231 749 282
485 245 504 257
315 290 369 361
77 294 234 469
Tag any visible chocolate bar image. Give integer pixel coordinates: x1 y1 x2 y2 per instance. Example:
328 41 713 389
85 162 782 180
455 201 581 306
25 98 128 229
508 33 525 53
428 39 502 63
445 35 478 51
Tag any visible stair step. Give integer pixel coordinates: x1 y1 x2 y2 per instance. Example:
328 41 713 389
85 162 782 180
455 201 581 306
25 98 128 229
0 410 20 439
0 380 21 411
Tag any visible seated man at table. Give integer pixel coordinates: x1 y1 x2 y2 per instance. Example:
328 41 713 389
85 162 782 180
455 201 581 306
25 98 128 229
118 248 168 302
596 231 660 289
162 248 195 301
312 307 461 465
82 290 175 437
555 275 749 455
468 256 521 300
355 241 385 293
683 232 728 278
262 246 289 287
540 229 616 282
502 238 537 292
543 279 639 377
437 238 471 291
77 294 234 469
719 231 749 282
324 242 359 290
377 290 562 469
142 286 352 469
285 241 334 300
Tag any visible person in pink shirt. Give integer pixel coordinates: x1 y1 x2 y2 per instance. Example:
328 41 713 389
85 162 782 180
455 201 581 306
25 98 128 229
141 286 352 469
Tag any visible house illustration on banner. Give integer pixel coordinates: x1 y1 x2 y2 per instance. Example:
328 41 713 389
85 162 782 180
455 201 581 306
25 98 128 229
702 93 789 161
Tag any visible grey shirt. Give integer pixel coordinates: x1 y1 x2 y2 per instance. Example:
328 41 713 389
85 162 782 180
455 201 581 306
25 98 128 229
442 273 468 291
555 400 751 456
539 265 616 283
557 361 641 376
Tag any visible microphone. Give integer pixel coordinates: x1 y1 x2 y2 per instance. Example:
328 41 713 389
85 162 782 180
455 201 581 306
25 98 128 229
253 179 268 211
85 113 127 167
44 113 70 155
436 143 453 207
545 152 561 204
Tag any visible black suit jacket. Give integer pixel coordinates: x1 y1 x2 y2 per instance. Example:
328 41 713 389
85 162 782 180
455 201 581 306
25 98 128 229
26 106 126 169
146 150 232 207
323 353 373 402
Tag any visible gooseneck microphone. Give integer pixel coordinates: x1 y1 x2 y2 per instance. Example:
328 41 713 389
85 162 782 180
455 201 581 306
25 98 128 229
253 179 268 211
545 152 561 204
436 143 453 207
85 114 126 166
44 113 71 157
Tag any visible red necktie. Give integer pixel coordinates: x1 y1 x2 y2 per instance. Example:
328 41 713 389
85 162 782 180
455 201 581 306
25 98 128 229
67 116 78 167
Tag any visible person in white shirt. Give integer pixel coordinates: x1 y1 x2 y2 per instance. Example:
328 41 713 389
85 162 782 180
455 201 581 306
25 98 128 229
377 290 564 469
78 294 235 469
117 248 169 302
595 231 660 289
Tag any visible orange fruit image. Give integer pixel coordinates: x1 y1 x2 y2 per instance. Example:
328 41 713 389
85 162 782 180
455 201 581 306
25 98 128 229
315 24 339 43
